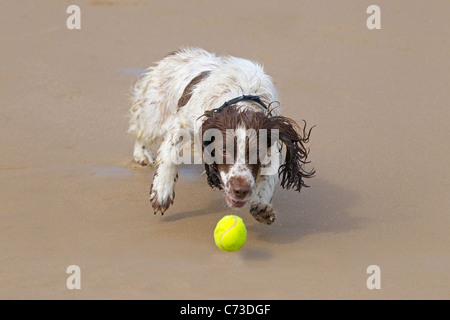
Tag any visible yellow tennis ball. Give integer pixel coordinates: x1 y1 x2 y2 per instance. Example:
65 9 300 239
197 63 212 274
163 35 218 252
214 215 247 252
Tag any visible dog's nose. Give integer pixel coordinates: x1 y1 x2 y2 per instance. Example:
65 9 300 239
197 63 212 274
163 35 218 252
232 180 251 199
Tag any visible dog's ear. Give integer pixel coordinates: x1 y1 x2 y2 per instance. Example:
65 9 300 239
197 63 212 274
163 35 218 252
267 117 315 191
200 111 223 190
204 163 223 190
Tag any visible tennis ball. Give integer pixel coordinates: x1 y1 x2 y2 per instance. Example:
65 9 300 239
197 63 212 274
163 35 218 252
214 215 247 252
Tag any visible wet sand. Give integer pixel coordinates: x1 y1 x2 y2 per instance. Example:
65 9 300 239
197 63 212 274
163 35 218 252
1 0 449 299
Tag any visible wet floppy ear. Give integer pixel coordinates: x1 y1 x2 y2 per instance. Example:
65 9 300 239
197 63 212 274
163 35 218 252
200 111 223 190
202 128 222 190
268 117 315 192
204 163 223 190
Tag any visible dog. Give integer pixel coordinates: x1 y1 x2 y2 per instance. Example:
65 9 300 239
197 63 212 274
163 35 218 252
128 47 314 224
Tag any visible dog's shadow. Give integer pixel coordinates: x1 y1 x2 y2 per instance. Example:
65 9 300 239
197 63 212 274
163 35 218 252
152 165 363 260
164 175 362 248
247 177 363 245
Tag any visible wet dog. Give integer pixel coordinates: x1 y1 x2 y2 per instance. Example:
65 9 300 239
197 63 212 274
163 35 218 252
128 47 314 224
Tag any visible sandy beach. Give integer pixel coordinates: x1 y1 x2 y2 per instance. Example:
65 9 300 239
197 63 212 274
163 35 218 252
0 0 449 299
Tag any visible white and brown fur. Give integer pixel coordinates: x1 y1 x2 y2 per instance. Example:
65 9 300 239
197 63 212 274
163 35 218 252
128 47 314 224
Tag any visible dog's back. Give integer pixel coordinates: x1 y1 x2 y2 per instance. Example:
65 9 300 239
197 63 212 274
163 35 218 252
129 48 220 139
128 47 279 164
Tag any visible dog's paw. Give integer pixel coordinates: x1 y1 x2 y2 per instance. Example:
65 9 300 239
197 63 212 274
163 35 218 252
133 141 155 166
133 156 150 167
150 185 174 215
150 190 174 215
250 203 276 225
149 171 178 215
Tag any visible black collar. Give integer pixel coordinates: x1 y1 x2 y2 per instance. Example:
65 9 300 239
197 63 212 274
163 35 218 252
214 95 272 116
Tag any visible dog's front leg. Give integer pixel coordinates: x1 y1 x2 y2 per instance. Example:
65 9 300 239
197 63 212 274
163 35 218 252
149 124 183 214
249 145 282 224
249 174 278 224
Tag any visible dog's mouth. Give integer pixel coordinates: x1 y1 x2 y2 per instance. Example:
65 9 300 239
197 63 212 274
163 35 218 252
224 193 248 208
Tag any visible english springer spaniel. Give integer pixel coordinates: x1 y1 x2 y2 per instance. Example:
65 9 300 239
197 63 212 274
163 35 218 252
128 47 314 224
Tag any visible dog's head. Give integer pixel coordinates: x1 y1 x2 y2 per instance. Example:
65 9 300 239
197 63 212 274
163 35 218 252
201 106 314 208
